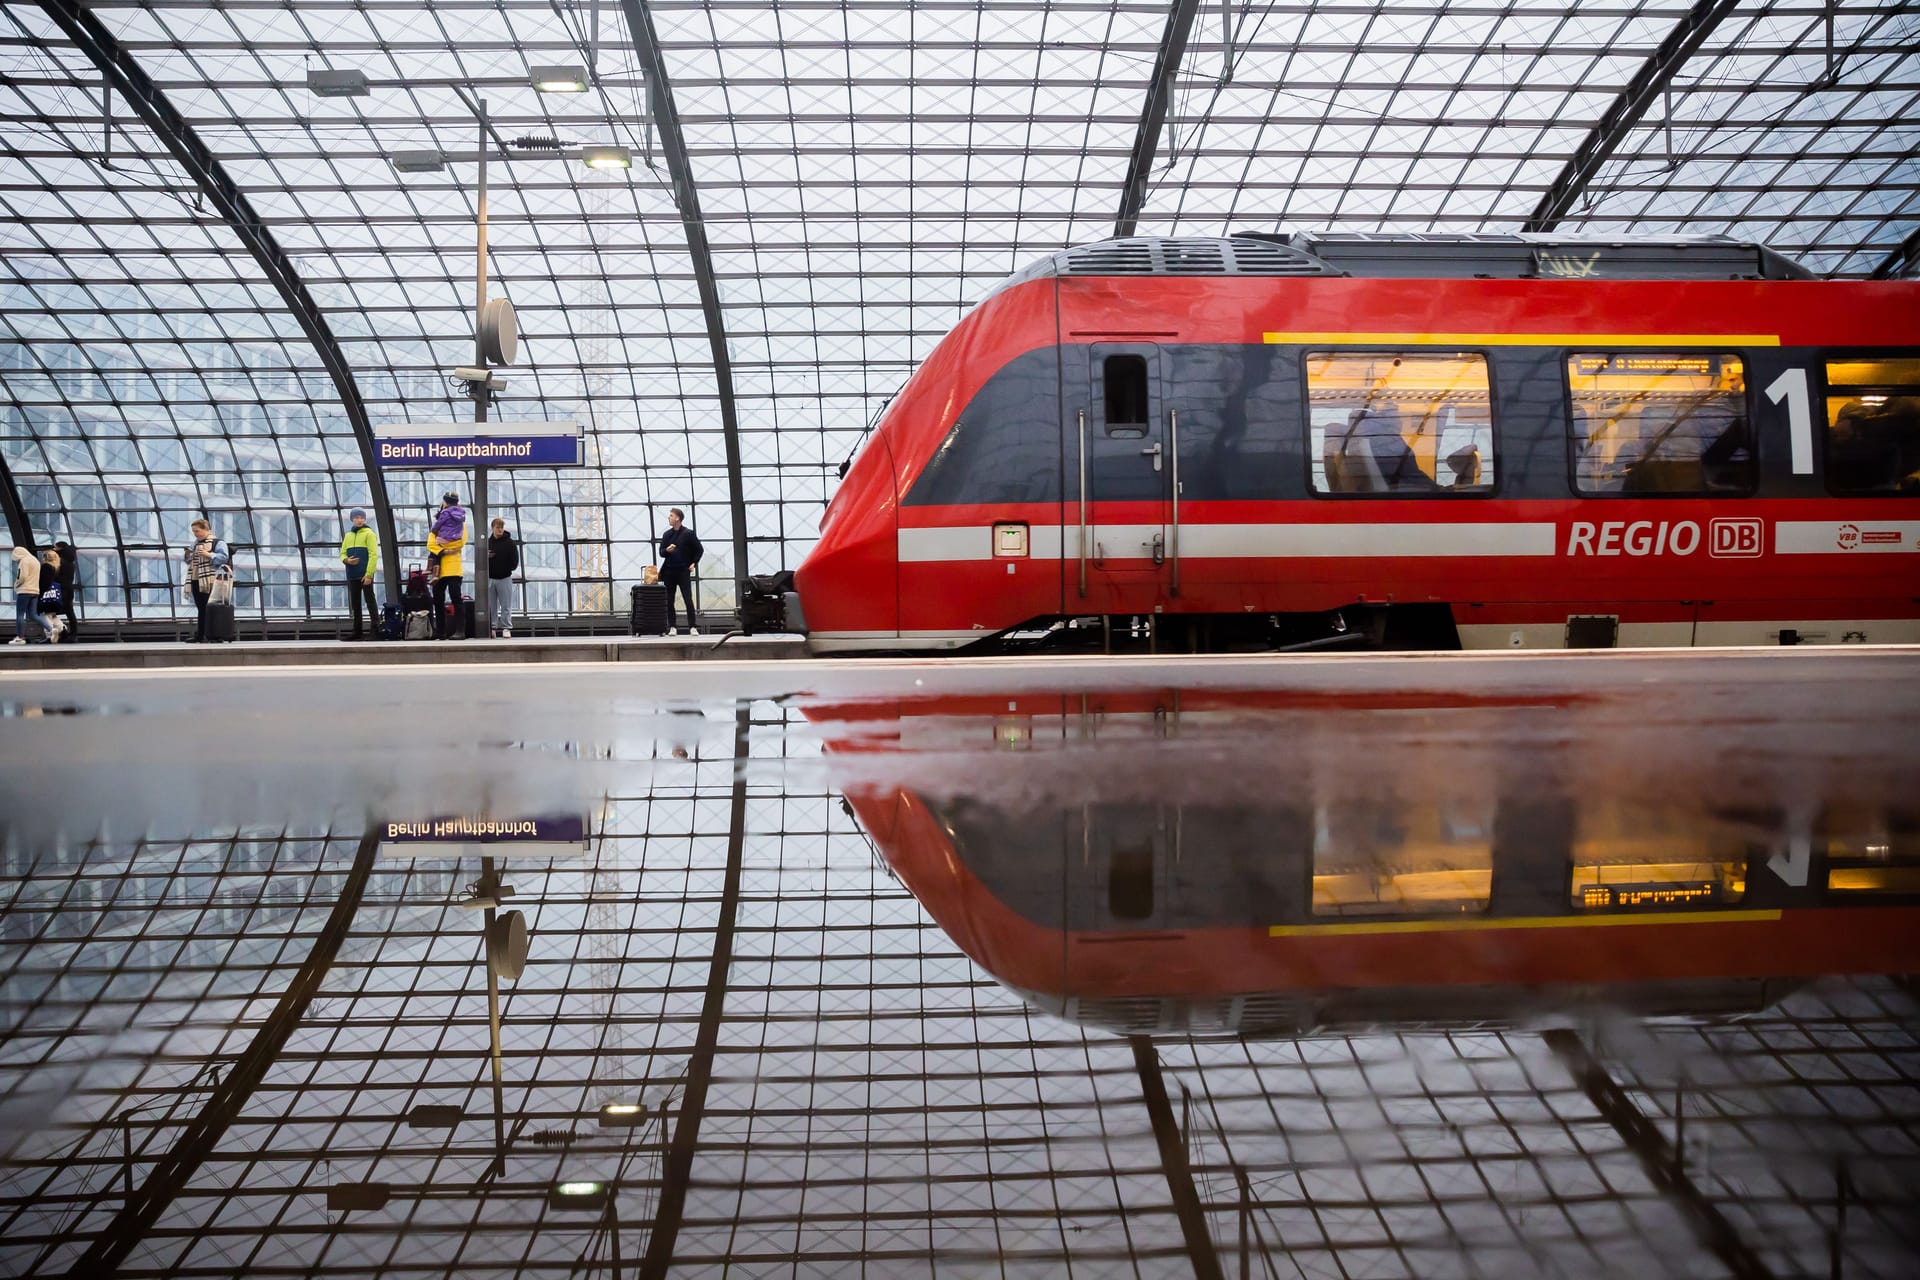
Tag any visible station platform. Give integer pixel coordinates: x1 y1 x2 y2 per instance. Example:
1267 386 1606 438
0 632 809 670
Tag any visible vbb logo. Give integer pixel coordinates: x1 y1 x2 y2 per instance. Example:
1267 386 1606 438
1708 518 1764 558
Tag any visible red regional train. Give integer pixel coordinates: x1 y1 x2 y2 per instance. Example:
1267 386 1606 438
791 233 1920 654
816 691 1920 1036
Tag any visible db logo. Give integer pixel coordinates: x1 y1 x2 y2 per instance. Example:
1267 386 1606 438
1837 523 1860 551
1709 518 1764 558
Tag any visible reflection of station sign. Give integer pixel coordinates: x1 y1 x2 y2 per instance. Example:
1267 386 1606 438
371 420 583 469
381 815 589 858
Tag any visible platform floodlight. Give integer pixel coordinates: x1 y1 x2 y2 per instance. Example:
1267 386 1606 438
547 1180 610 1211
391 149 449 174
307 68 370 98
579 145 631 171
597 1102 646 1128
530 65 590 94
327 1181 392 1212
405 1103 465 1129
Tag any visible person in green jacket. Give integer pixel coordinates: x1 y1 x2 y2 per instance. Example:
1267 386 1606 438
340 508 380 640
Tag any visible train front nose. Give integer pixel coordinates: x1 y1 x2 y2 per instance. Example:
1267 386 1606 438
794 507 899 651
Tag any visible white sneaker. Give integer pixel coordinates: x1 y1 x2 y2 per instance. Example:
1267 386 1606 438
667 627 678 636
688 626 699 635
502 628 511 638
7 637 23 645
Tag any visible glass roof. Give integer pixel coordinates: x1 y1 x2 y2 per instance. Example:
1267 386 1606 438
2 0 1916 618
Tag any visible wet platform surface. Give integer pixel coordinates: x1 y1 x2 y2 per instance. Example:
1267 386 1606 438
1 647 1916 1277
0 632 807 670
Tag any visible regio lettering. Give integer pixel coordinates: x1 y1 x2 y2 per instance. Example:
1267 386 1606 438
1565 520 1702 556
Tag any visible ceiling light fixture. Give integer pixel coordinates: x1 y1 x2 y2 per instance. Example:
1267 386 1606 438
530 65 590 94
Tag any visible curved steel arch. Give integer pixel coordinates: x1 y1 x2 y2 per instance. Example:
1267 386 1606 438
36 0 402 600
616 0 751 602
1870 225 1920 279
1115 0 1203 238
0 448 33 554
1523 0 1743 233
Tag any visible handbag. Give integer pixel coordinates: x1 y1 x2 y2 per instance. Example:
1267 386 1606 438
208 568 235 606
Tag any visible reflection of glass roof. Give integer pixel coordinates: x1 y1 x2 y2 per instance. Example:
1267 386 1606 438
2 1 1917 619
2 700 1916 1276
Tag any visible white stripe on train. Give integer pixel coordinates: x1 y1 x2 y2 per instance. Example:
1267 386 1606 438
899 519 1920 564
899 522 1558 563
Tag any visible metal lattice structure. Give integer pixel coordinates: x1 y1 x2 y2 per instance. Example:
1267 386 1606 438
2 0 1917 621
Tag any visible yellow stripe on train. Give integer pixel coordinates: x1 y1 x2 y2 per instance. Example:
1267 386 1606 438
1262 332 1781 347
1267 908 1782 938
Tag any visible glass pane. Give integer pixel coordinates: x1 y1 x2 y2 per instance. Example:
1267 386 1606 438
1824 358 1920 496
1306 351 1493 495
1310 799 1493 917
1567 353 1752 495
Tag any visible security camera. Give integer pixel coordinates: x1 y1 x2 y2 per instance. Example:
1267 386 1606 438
453 366 494 384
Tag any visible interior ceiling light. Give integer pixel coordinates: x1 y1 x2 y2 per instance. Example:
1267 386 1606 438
579 145 632 171
530 65 590 94
390 150 448 174
306 68 369 98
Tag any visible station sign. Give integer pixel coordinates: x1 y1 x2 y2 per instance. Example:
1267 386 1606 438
380 814 590 859
371 420 583 469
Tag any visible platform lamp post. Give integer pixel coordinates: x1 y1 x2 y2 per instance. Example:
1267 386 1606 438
315 66 626 634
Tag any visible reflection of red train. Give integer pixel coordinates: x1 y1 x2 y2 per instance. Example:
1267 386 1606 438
817 691 1920 1035
794 234 1920 654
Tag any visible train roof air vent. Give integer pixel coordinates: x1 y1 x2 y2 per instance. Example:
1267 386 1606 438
1061 241 1159 275
1056 236 1341 278
1161 240 1228 274
1226 237 1342 275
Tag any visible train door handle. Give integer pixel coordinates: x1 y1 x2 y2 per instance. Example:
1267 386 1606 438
1139 442 1163 471
1149 532 1165 565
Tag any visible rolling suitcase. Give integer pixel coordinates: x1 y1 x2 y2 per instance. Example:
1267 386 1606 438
405 562 432 596
206 600 237 642
444 596 477 639
630 583 669 635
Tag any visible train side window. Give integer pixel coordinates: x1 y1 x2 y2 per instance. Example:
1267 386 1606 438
1305 351 1494 495
1310 800 1492 917
1823 357 1920 495
1568 801 1745 910
1103 354 1149 436
1567 353 1753 495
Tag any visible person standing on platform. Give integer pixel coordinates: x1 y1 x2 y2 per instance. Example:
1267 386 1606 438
182 518 229 643
339 508 380 641
427 491 468 639
486 518 518 639
36 549 66 643
51 540 79 643
658 508 703 635
9 543 41 644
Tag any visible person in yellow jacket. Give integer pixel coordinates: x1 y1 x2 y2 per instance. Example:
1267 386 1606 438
339 508 380 640
426 491 468 639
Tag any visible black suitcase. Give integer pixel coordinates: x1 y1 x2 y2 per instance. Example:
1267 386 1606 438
206 600 236 642
445 595 476 639
630 583 669 635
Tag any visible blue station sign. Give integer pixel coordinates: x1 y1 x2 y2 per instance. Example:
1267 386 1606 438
371 420 584 469
380 814 591 858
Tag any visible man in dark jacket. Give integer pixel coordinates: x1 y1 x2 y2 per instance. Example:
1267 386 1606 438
486 518 519 638
658 508 703 634
51 540 79 643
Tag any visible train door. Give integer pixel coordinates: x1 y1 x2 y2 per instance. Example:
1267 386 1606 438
1078 344 1172 616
